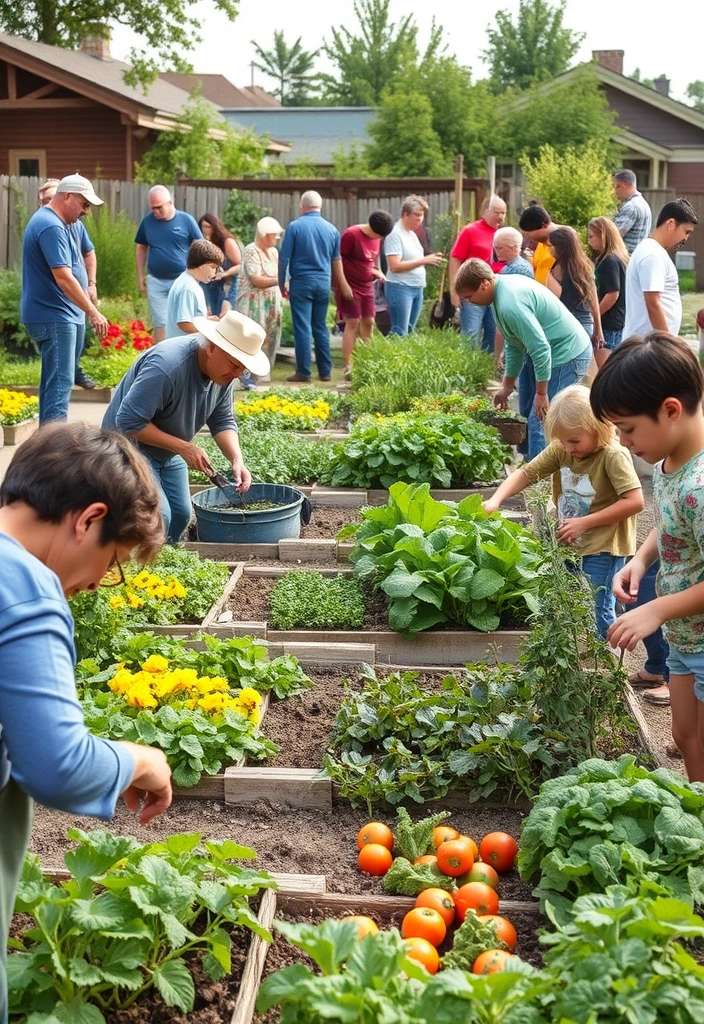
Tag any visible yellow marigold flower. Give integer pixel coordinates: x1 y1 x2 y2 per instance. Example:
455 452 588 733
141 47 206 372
151 675 181 699
237 687 262 710
171 667 199 690
165 579 187 599
198 692 227 714
109 595 126 611
195 675 229 694
142 654 169 674
125 684 158 709
126 591 145 609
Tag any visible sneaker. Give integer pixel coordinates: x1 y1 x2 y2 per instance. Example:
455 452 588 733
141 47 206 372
74 367 98 389
319 375 332 382
286 373 312 383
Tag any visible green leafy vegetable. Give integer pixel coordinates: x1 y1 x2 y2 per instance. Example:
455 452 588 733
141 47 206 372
441 913 508 971
269 571 367 629
382 857 455 896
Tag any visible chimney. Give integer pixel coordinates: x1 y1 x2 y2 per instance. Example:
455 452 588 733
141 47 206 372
654 75 670 98
592 50 624 75
80 25 111 59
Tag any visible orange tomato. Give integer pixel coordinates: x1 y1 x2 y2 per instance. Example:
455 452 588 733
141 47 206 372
479 832 519 873
472 949 513 974
401 906 447 947
415 888 456 927
453 882 500 922
403 936 440 974
357 843 393 876
436 837 475 877
340 915 379 939
462 836 479 863
356 821 394 851
464 862 500 891
433 825 460 848
414 854 439 867
477 914 517 951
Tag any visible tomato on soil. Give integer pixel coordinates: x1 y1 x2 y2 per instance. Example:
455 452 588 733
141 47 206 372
436 837 476 877
401 907 447 947
414 854 439 867
479 832 519 873
403 936 440 974
357 843 393 876
433 825 460 848
462 861 500 890
453 881 500 921
477 914 517 951
415 888 456 927
356 821 394 851
340 915 379 939
472 949 513 974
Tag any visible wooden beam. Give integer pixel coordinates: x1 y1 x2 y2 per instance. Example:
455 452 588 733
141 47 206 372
7 64 16 100
0 98 99 109
20 82 59 100
225 767 333 809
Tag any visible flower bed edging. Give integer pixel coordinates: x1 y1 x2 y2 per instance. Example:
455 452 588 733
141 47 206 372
2 416 39 445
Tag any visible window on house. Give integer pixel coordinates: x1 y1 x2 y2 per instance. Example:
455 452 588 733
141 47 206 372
8 150 47 178
622 160 650 189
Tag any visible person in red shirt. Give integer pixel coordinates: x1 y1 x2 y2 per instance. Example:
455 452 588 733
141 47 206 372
339 210 394 377
449 195 506 351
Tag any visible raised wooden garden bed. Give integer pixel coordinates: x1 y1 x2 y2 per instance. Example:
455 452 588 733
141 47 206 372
8 384 113 403
2 416 39 445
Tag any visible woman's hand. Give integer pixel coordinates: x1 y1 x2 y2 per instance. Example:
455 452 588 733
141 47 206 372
424 253 445 267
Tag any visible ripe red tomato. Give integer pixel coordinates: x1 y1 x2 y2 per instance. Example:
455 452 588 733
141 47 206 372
403 936 440 974
477 914 517 951
479 832 519 873
401 906 447 947
436 837 475 877
415 888 456 927
433 825 460 848
453 882 500 922
414 854 439 868
472 949 513 974
357 843 393 876
340 915 379 939
356 821 394 851
464 862 501 891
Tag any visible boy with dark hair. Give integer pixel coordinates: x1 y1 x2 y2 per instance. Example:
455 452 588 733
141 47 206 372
590 332 704 781
339 210 394 378
0 423 172 1022
164 238 224 340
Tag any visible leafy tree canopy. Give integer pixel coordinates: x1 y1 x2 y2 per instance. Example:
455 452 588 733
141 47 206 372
521 142 617 234
482 0 584 93
686 81 704 111
0 0 239 90
251 30 320 106
366 91 450 177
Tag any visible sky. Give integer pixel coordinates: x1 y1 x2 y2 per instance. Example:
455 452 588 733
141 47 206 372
110 0 699 107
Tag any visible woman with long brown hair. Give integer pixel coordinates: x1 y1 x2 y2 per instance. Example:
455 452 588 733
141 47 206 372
587 217 629 366
547 226 604 359
198 213 242 317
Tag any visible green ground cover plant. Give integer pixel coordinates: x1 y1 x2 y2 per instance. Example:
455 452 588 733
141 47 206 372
192 428 336 486
340 482 545 633
349 329 495 416
9 829 275 1019
269 571 367 629
318 413 508 489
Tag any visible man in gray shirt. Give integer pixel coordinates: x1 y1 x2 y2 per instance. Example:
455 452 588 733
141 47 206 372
103 311 269 542
612 169 653 254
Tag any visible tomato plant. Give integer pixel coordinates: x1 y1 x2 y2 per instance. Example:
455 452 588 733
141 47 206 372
340 915 379 939
401 907 447 947
479 832 519 873
403 936 440 974
436 837 475 877
454 882 500 921
463 861 500 890
415 888 456 927
472 948 513 974
356 821 394 851
433 825 460 848
477 914 517 951
358 843 393 876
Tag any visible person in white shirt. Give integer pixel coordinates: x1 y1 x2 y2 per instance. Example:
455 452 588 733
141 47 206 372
623 199 698 339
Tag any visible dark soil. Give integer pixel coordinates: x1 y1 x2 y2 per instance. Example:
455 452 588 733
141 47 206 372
301 504 363 539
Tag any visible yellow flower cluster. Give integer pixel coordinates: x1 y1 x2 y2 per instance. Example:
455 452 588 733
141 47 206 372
235 394 330 422
128 569 188 602
0 389 39 425
107 654 262 722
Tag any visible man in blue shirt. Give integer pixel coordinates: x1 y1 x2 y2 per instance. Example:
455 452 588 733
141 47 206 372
21 174 110 423
278 191 352 382
0 422 172 1024
135 185 203 343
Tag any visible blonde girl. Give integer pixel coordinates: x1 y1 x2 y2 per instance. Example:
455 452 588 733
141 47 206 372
587 217 630 364
483 385 644 636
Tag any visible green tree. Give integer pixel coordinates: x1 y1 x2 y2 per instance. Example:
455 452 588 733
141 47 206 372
134 93 267 182
320 0 418 105
686 81 704 111
482 0 584 93
521 143 617 233
251 30 320 106
331 145 373 178
0 0 238 90
366 91 449 177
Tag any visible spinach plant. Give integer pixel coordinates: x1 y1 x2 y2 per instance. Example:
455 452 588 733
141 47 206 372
269 570 367 629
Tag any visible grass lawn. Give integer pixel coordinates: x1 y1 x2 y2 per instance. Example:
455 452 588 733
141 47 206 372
682 291 703 335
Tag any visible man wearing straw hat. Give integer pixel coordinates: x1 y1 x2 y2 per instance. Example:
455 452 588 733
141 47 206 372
103 311 269 543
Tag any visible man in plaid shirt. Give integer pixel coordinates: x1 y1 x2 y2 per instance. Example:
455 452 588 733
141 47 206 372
612 169 653 253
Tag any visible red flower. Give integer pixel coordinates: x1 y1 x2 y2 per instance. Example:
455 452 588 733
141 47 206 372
115 340 125 350
106 323 123 339
130 320 146 331
101 338 112 348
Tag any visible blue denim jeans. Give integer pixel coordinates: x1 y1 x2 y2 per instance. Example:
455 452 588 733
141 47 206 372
603 329 623 351
634 560 670 680
527 345 593 460
141 450 193 544
517 356 535 456
26 320 82 423
289 277 333 379
385 282 424 336
581 553 625 638
460 300 496 353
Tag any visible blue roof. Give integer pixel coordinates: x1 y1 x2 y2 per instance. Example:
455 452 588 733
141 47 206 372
221 107 374 163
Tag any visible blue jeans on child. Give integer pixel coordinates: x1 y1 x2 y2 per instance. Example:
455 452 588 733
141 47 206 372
527 345 593 460
603 329 623 351
581 553 625 638
385 282 424 336
141 450 193 544
27 320 84 423
633 560 670 680
460 300 496 353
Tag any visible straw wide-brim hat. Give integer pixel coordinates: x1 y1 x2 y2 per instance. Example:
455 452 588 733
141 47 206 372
192 311 270 377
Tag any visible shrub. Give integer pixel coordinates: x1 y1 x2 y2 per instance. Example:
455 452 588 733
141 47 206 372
521 142 617 236
222 188 272 243
84 206 140 298
0 269 31 352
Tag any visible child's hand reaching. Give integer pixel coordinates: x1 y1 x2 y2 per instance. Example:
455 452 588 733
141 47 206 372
607 603 665 651
483 498 500 514
612 560 646 605
556 517 587 544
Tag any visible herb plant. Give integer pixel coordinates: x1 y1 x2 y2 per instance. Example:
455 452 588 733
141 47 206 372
191 428 335 485
341 482 545 633
269 571 367 629
318 413 508 490
8 829 276 1020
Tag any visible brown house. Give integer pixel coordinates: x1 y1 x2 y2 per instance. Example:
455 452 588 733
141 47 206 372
0 31 229 181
